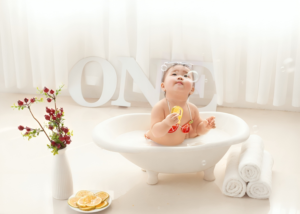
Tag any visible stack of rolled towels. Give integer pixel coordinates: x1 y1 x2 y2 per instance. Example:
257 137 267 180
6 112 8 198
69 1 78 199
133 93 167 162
222 134 274 199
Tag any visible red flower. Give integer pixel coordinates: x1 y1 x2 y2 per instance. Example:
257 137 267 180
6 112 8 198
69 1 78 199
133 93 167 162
45 115 50 120
24 98 28 103
46 107 51 113
30 98 35 103
49 125 54 130
63 127 69 134
44 87 49 93
25 127 32 132
47 98 52 103
56 144 61 149
18 100 24 106
50 89 54 94
51 141 56 146
18 125 24 131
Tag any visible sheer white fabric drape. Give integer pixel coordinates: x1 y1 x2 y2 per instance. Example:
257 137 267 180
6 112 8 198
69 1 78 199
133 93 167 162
0 0 299 108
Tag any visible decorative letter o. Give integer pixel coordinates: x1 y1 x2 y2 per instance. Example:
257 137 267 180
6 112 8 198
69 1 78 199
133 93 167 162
68 57 117 107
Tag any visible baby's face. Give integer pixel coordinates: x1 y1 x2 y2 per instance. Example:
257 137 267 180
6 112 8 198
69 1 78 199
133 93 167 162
162 65 194 96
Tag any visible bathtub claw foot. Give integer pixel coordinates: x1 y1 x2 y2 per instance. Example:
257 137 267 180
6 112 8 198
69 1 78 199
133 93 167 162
203 166 215 181
146 170 159 185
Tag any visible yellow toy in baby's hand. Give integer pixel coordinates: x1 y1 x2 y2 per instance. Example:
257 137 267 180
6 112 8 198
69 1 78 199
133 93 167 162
171 106 183 124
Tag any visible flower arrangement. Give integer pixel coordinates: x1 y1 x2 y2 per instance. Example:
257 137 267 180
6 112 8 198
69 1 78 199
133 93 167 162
11 85 73 155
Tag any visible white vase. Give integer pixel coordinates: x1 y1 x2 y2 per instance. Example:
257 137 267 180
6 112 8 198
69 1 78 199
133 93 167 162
52 147 73 200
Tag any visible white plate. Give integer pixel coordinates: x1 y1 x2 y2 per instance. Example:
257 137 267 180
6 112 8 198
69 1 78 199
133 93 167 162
68 190 112 213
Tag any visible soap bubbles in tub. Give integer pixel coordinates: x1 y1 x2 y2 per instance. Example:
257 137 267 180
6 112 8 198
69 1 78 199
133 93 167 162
187 142 203 147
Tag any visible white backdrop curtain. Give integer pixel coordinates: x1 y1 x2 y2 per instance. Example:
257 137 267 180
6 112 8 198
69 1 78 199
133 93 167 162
0 0 300 110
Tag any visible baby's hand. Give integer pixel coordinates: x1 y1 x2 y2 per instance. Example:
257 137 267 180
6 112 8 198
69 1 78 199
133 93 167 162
164 113 179 127
205 116 216 129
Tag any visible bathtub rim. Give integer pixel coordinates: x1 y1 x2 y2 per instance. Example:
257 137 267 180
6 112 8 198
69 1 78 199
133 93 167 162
92 112 250 154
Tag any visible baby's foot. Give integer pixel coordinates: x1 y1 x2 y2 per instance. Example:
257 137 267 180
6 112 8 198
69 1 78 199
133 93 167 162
144 130 151 139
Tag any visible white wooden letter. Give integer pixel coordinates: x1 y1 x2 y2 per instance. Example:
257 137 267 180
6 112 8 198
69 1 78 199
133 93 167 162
69 57 117 107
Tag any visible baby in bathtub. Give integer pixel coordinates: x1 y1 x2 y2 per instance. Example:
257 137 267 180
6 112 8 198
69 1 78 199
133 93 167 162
144 62 216 146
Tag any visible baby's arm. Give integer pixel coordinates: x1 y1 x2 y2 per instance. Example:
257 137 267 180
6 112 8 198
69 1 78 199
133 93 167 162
191 104 216 136
196 116 216 135
150 102 179 138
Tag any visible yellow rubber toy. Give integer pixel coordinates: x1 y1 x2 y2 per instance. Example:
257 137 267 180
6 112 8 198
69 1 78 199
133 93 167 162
171 106 183 124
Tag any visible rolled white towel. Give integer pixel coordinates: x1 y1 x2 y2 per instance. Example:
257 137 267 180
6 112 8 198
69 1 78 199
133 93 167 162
222 149 247 197
247 150 274 199
238 134 264 182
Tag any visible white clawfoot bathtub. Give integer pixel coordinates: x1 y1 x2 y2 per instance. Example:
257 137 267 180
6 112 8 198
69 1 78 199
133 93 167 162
92 112 250 185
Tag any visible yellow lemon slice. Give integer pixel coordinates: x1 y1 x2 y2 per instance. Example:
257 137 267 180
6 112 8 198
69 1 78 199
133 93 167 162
171 106 183 124
95 201 109 209
78 206 96 211
94 191 109 201
76 202 90 208
76 202 84 208
68 197 81 208
77 195 102 208
75 190 94 198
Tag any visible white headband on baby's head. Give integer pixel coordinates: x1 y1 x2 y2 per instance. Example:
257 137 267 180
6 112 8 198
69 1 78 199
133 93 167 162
161 61 199 83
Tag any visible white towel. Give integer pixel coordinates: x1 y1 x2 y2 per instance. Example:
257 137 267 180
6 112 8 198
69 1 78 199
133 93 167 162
238 134 264 182
246 150 274 199
222 149 247 197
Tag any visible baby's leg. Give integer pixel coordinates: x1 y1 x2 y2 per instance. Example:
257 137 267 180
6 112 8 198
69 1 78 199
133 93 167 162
185 132 199 139
185 132 192 139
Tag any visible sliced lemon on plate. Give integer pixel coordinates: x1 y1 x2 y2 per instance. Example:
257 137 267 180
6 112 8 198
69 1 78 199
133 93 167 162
68 197 81 208
77 195 102 208
95 201 109 209
94 191 110 201
75 190 94 198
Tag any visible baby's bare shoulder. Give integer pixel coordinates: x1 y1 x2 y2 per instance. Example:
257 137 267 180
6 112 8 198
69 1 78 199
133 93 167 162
151 99 166 116
188 102 198 113
188 102 201 119
152 99 166 111
150 99 167 124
